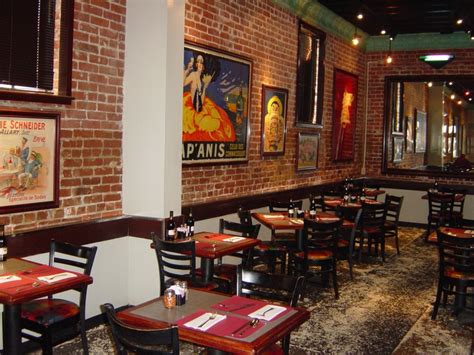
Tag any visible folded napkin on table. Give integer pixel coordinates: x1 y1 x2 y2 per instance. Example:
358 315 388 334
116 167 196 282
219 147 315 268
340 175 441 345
0 275 21 284
289 218 304 225
263 214 285 219
37 272 77 284
184 312 226 331
464 230 474 234
318 217 340 221
223 236 246 243
248 305 286 321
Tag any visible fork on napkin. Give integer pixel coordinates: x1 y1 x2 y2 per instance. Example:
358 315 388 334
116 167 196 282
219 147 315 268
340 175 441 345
184 312 226 331
37 272 77 284
0 275 21 284
247 305 286 321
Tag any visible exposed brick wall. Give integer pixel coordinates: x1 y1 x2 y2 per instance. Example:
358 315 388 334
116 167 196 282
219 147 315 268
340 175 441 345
0 0 125 233
183 0 365 205
366 48 474 186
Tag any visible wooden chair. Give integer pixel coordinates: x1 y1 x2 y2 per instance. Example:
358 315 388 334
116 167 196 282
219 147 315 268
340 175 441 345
268 199 303 247
238 209 287 274
288 219 341 299
439 187 467 227
337 208 362 280
426 191 455 239
384 194 404 255
358 202 388 262
151 232 219 294
431 229 474 319
102 303 179 354
236 266 305 354
20 240 97 355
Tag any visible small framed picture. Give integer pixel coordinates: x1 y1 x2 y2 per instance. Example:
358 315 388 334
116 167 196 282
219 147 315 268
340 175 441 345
261 85 288 156
296 132 319 171
415 109 427 153
405 115 414 153
393 136 404 162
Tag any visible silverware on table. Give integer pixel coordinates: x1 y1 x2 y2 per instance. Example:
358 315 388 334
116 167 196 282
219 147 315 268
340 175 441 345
232 318 259 336
257 307 274 317
198 313 217 328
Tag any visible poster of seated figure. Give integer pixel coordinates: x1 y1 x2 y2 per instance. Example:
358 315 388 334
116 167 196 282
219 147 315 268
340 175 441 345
0 110 59 213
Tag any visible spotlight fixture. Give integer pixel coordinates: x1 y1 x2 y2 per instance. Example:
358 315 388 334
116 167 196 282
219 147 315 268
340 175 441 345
418 54 455 69
465 91 470 96
469 97 473 102
380 29 386 35
427 82 433 87
451 94 456 100
457 100 462 105
357 12 363 20
456 18 463 25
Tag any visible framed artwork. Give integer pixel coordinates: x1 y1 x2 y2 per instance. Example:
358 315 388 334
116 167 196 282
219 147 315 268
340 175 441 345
261 85 288 156
296 132 319 171
182 41 252 164
391 82 404 135
393 136 404 162
405 115 414 153
415 109 427 153
295 21 326 128
0 109 60 214
332 69 358 161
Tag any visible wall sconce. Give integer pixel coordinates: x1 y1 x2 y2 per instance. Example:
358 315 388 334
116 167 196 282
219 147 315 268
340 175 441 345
418 54 454 69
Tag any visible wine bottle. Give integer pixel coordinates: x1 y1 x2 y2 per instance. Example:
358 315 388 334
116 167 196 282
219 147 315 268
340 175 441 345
343 186 350 205
288 199 295 217
309 196 317 219
186 209 195 237
0 225 7 262
434 180 439 192
360 188 366 203
166 211 176 241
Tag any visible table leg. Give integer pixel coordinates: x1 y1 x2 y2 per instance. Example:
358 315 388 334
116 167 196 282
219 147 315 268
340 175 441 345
200 258 214 284
3 304 21 355
296 230 304 250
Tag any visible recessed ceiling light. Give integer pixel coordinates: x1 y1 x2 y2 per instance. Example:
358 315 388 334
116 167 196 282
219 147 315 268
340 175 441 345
380 29 386 35
465 91 470 96
456 18 463 25
457 100 462 105
469 97 473 101
451 94 456 100
448 82 453 86
357 13 363 20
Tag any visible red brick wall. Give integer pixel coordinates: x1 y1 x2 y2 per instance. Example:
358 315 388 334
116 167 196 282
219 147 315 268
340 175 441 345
183 0 365 205
0 0 125 232
366 49 474 185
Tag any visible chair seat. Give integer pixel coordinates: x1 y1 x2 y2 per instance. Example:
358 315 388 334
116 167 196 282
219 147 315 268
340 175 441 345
21 299 79 326
274 233 296 242
445 267 474 280
256 243 287 252
294 250 333 260
363 226 383 235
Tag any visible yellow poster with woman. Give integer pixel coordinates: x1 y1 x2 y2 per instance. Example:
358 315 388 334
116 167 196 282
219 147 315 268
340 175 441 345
182 42 252 164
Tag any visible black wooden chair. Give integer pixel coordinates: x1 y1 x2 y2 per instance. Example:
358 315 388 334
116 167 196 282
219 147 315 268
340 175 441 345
238 209 288 274
439 187 467 227
426 191 455 239
102 303 179 354
358 202 388 262
151 232 219 294
337 208 362 280
431 229 474 319
20 240 97 355
268 199 303 247
288 219 341 298
384 194 404 255
236 266 305 354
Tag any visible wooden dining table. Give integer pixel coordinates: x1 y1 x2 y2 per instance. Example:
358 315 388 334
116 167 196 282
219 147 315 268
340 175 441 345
193 232 260 283
252 211 344 250
118 288 310 354
0 258 93 355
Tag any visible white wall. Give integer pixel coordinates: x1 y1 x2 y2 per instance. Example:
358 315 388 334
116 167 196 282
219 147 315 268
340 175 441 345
123 0 184 217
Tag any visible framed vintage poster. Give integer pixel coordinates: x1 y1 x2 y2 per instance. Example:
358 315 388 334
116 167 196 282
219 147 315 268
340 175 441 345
296 132 319 171
261 85 287 156
405 115 414 153
415 109 427 153
391 81 404 135
393 136 404 162
0 109 60 214
182 41 252 164
332 69 358 161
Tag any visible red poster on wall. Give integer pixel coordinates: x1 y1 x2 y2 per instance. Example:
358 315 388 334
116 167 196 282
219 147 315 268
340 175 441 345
332 69 358 161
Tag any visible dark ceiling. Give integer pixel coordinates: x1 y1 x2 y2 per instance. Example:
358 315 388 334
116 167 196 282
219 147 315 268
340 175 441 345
318 0 474 36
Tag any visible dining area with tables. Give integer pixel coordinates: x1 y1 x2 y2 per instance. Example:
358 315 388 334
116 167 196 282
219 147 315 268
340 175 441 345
1 0 474 354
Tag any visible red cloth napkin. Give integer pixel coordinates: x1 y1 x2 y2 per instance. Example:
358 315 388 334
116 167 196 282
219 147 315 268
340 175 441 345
177 309 265 338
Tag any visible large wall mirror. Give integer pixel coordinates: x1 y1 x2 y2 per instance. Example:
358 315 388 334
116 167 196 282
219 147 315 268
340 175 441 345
383 75 474 179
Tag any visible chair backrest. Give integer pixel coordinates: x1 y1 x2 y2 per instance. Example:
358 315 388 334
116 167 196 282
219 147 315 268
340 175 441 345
49 239 97 304
151 232 196 295
102 303 179 355
385 194 404 224
428 191 455 225
269 199 303 213
309 194 325 212
439 187 467 214
237 208 253 226
219 218 260 239
303 219 341 254
236 265 305 307
436 229 474 277
360 202 387 230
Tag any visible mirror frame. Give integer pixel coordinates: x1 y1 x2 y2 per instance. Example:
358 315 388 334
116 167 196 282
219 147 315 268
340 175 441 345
382 74 474 180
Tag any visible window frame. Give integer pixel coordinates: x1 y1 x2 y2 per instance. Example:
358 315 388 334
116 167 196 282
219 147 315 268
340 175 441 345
0 0 74 104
